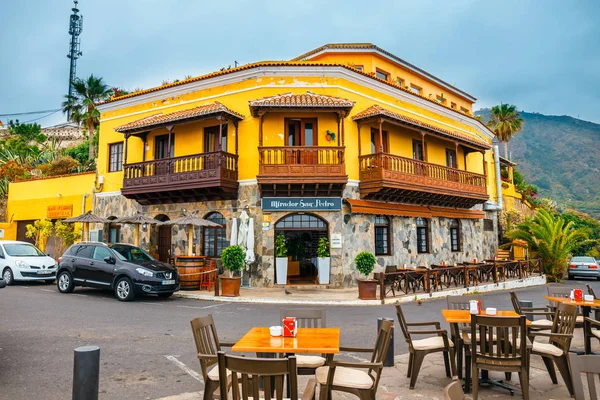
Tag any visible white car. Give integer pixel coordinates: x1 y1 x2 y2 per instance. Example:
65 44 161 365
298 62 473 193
0 241 57 285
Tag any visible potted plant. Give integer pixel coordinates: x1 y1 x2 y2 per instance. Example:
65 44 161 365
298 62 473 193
220 245 246 297
355 251 378 300
275 234 288 285
317 237 331 284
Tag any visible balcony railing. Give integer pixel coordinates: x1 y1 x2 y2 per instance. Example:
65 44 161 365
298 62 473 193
258 146 346 179
124 151 237 180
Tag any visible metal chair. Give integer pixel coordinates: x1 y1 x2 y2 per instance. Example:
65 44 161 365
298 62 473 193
529 302 578 397
190 314 236 400
469 314 530 400
569 353 600 400
510 291 554 331
446 294 484 381
396 302 455 389
280 309 328 375
316 318 394 400
217 352 317 400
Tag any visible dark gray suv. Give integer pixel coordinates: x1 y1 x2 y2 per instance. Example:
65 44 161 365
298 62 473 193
56 242 179 301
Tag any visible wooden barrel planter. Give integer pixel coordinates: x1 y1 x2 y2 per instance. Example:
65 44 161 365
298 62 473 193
174 256 206 290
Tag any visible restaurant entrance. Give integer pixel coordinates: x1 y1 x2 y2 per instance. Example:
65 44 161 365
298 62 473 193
154 214 171 262
274 213 327 285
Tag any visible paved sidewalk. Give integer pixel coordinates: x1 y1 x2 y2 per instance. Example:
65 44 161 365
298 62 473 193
174 275 546 306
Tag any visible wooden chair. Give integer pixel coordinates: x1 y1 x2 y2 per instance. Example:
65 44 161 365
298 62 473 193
190 315 236 400
444 379 464 400
469 314 530 399
584 317 600 352
383 265 398 297
569 354 600 400
216 352 317 400
586 284 600 320
395 302 455 389
401 270 426 293
280 309 328 375
446 295 484 381
510 291 554 331
547 286 584 327
529 302 578 397
316 318 394 400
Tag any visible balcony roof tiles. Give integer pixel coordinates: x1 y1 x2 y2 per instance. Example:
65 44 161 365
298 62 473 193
248 91 355 116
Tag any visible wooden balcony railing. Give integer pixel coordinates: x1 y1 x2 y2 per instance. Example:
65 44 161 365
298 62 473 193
124 151 237 180
258 146 346 180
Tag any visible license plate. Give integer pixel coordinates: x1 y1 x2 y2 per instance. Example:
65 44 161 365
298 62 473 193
37 270 53 275
162 280 175 285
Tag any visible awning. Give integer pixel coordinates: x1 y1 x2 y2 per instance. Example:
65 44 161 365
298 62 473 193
346 199 484 219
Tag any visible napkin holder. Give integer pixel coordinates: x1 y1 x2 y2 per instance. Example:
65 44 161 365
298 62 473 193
282 317 297 337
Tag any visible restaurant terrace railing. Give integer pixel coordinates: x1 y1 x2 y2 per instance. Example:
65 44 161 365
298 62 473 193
378 259 543 303
359 152 487 193
259 146 344 166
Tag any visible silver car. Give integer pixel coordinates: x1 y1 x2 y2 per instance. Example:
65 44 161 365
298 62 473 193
568 256 600 280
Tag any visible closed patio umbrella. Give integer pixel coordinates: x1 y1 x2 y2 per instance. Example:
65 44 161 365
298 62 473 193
63 211 110 242
115 213 161 247
159 213 221 256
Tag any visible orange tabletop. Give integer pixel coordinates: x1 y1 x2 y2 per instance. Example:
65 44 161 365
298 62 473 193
545 296 600 307
232 327 340 354
441 309 532 325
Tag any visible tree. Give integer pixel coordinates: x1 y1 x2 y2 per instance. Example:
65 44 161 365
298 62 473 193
487 104 523 158
53 220 81 259
62 74 112 159
25 219 54 252
506 209 593 282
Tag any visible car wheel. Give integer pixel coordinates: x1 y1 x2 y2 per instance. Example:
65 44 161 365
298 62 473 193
158 292 173 299
115 277 135 301
57 271 74 293
2 268 14 285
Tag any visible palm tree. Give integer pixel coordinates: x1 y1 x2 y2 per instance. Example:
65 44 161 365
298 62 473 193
487 104 523 158
62 75 112 159
506 209 593 282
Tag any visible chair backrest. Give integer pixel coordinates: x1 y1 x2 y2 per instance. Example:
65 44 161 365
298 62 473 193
547 286 571 309
446 295 485 331
569 353 600 400
369 318 394 390
444 379 465 400
550 303 578 352
395 302 412 343
217 351 299 400
190 314 222 381
280 309 326 328
470 314 527 370
587 284 597 299
384 265 397 284
509 291 523 315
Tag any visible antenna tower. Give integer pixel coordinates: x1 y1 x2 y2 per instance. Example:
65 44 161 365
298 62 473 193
67 0 83 105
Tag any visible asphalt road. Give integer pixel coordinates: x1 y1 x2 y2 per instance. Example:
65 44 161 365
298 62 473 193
1 278 598 399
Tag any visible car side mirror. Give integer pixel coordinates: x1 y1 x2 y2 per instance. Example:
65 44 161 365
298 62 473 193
0 254 4 259
104 256 115 264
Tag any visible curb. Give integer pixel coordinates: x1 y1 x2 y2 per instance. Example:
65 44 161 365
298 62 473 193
173 275 546 306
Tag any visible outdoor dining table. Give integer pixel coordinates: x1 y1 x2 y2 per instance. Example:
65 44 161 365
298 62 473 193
441 309 532 394
545 296 600 354
396 267 439 292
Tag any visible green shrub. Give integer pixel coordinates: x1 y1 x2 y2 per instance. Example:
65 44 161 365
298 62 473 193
317 237 330 258
275 234 287 258
221 245 246 276
355 251 377 278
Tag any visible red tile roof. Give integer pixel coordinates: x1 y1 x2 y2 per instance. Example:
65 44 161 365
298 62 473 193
115 102 244 133
248 91 354 116
352 105 490 149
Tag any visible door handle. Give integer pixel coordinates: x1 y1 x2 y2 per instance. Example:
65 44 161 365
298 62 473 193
90 262 95 265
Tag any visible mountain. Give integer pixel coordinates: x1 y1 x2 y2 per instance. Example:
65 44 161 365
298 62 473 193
476 109 600 218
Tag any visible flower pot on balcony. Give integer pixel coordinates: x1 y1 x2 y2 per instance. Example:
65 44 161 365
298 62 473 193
317 257 330 284
358 279 378 300
220 276 241 297
276 257 288 285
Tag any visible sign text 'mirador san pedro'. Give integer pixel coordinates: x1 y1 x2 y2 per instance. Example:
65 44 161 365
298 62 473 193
261 197 342 211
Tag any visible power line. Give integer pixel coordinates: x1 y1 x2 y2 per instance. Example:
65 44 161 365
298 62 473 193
19 109 63 124
0 108 62 117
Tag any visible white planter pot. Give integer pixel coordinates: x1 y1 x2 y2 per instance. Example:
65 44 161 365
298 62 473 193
317 257 330 284
276 257 288 285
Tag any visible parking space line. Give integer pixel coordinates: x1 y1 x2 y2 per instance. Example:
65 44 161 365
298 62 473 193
176 303 225 310
164 355 201 382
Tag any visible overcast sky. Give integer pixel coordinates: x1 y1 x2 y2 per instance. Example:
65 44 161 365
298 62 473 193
1 0 599 126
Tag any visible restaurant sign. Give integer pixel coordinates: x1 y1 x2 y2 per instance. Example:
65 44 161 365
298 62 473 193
47 204 73 219
261 197 342 211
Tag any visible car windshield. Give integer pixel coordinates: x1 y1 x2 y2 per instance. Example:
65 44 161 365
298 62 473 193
572 256 596 263
110 245 154 262
4 243 45 257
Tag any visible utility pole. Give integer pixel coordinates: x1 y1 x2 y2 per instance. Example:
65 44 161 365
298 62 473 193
67 0 83 118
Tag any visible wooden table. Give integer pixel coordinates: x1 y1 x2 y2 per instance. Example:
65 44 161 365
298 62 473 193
545 296 600 354
232 327 340 355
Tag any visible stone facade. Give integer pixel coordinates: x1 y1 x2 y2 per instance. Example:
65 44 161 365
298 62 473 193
92 183 499 289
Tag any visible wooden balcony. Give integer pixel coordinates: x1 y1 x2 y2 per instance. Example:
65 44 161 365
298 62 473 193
257 146 347 197
359 153 488 208
122 151 238 205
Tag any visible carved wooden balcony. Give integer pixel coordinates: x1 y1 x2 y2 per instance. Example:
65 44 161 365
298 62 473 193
359 153 488 208
122 151 238 205
257 146 347 197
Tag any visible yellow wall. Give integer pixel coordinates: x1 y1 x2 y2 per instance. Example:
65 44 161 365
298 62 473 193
7 173 95 222
0 222 17 240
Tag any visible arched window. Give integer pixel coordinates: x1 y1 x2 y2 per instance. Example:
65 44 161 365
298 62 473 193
107 216 120 244
203 212 227 257
416 217 429 254
374 215 391 255
274 214 327 230
449 219 461 252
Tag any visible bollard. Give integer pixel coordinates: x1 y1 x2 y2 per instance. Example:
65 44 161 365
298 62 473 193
72 345 100 400
518 300 534 321
377 318 394 367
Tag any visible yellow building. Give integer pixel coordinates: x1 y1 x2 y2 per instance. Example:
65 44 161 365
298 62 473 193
6 43 506 287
